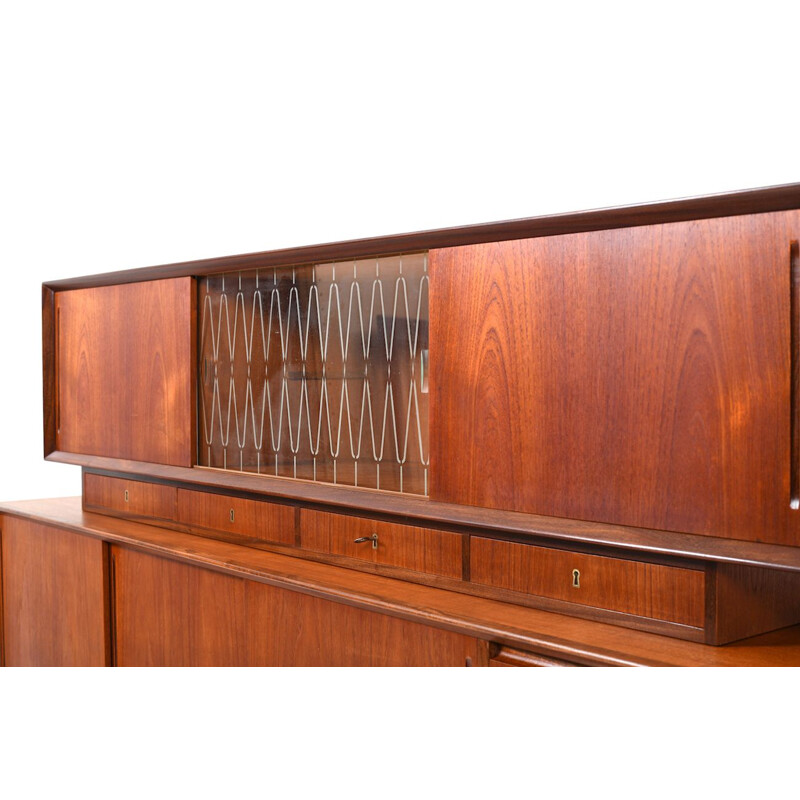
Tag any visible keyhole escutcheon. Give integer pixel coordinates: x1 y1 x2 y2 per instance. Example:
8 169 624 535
229 508 235 523
354 533 379 550
572 568 580 588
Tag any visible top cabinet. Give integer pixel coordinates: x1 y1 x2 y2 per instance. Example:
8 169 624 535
430 211 800 545
55 277 195 467
44 195 800 547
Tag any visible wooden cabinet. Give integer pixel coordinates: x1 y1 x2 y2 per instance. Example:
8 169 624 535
5 500 800 666
0 517 109 666
431 212 800 546
25 184 800 662
53 278 195 467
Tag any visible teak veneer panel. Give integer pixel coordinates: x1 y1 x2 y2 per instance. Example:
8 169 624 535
1 517 108 666
112 546 483 666
176 488 296 545
84 473 177 523
470 537 705 628
300 508 463 579
55 277 194 467
431 211 800 545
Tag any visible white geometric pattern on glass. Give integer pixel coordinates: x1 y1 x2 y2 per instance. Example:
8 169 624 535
197 253 429 495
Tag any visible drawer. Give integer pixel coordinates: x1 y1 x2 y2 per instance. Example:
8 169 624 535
470 537 705 628
176 489 295 545
84 474 176 522
300 509 463 580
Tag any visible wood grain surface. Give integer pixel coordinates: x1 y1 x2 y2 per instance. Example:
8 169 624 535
176 488 296 545
431 211 800 545
112 545 483 666
4 498 800 665
470 536 705 627
55 278 194 467
84 473 177 522
300 508 463 579
1 516 109 666
709 563 800 645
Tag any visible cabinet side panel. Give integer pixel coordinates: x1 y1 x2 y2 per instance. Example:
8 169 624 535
56 277 194 467
1 517 109 666
431 212 800 544
711 564 800 644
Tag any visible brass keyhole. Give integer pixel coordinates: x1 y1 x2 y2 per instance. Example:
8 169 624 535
124 489 129 503
572 569 580 588
229 508 235 523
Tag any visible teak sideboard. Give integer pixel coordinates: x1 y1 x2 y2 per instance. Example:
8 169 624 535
4 183 800 666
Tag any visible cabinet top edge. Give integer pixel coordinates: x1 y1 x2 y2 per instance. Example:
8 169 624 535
43 182 800 291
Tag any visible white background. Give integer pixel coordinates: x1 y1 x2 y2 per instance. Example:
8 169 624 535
1 2 798 798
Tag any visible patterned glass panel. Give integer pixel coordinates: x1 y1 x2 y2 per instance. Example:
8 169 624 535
197 253 429 495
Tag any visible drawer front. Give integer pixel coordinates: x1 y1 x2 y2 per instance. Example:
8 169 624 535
471 537 705 627
176 489 295 545
84 474 176 522
300 509 463 580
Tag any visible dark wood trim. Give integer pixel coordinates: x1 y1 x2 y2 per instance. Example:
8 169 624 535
792 240 800 510
102 543 114 667
53 452 800 571
42 286 56 457
189 278 198 468
42 183 800 290
0 522 4 668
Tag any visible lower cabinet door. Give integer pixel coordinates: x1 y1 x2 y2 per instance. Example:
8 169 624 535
111 546 485 666
1 517 110 666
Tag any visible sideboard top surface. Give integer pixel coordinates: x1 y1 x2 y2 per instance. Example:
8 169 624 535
43 182 800 290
